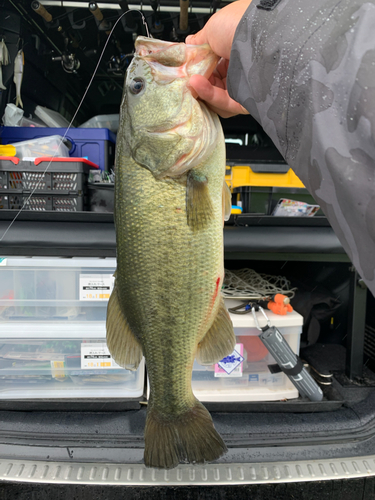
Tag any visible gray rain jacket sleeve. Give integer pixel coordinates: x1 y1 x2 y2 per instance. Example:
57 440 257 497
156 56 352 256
227 0 375 296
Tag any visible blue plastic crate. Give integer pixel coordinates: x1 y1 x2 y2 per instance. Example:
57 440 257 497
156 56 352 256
0 127 116 172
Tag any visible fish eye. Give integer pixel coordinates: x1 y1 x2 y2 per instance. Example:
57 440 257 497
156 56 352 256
129 77 145 95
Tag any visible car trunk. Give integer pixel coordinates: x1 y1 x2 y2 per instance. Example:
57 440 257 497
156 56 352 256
1 0 375 491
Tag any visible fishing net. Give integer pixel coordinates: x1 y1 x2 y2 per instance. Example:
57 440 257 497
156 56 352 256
222 268 296 300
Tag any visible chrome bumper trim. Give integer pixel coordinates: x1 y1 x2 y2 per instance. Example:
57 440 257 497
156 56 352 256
1 456 375 485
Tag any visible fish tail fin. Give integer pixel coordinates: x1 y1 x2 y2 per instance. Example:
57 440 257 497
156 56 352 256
144 399 227 469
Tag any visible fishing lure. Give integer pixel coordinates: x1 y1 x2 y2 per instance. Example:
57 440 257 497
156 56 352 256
13 49 24 108
0 38 10 91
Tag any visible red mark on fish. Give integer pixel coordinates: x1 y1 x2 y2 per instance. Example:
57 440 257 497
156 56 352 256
200 276 222 336
212 276 221 304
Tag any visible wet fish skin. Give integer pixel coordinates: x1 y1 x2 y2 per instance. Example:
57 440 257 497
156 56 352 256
106 37 235 469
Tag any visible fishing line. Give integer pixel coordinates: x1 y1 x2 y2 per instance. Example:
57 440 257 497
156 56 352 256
0 9 150 243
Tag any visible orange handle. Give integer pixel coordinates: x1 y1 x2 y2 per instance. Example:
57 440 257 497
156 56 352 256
89 2 104 22
31 1 53 23
179 0 189 31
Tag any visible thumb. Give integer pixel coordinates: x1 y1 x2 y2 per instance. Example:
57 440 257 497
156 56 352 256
185 29 208 46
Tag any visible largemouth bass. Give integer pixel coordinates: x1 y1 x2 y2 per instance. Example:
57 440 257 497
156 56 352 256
106 36 235 469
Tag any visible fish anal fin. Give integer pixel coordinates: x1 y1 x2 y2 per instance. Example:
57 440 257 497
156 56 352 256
144 398 227 469
106 282 143 371
186 170 214 231
196 297 235 365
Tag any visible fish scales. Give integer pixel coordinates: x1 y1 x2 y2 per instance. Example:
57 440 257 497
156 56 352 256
107 36 235 469
116 151 224 407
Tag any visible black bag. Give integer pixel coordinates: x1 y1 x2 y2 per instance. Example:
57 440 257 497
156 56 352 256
291 281 342 346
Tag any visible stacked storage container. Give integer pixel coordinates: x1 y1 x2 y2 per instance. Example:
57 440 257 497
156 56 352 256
0 127 116 172
0 157 98 211
192 299 303 402
0 257 145 400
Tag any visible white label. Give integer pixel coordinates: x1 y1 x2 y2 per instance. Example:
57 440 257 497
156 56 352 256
81 343 123 369
215 344 244 377
0 258 7 266
79 274 114 300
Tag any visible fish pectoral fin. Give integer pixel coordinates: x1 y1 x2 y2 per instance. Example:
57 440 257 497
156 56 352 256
223 180 232 222
106 282 143 371
196 297 236 365
186 170 214 231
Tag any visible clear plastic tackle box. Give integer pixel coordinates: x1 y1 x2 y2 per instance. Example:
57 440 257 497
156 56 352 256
0 257 145 399
191 299 303 402
0 256 116 322
0 257 302 402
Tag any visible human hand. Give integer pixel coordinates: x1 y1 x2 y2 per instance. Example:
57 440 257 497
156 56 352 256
186 0 252 118
188 60 249 118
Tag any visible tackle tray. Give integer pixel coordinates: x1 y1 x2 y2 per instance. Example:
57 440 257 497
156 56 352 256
0 157 98 194
0 157 98 212
0 193 85 211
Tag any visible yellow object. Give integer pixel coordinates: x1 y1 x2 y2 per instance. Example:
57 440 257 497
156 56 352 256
0 144 16 157
50 360 66 380
231 207 242 214
225 165 305 190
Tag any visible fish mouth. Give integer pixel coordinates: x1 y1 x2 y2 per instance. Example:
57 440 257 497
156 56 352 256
133 37 219 136
135 36 219 82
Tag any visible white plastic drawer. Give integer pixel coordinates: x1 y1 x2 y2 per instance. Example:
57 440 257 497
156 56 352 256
0 323 145 400
0 257 116 322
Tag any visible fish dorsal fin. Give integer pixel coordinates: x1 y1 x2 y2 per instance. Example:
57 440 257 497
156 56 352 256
186 170 214 231
223 180 232 222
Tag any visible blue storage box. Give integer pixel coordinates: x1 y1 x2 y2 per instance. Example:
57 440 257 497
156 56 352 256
0 127 116 172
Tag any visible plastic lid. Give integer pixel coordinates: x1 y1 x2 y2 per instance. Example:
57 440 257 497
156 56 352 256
0 256 116 268
0 156 20 164
35 105 71 128
34 157 99 168
224 299 303 327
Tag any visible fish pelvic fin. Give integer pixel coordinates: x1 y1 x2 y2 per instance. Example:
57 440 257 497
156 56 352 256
186 170 214 231
223 180 232 223
106 280 143 371
196 297 235 365
144 399 227 469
